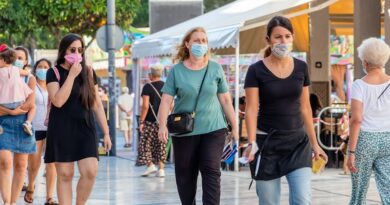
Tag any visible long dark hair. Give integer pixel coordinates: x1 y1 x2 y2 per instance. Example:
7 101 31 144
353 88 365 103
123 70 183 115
56 33 96 110
32 58 52 76
310 93 323 118
264 16 294 58
15 46 30 69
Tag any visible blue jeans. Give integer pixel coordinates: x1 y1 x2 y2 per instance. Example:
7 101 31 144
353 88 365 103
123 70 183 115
256 167 311 205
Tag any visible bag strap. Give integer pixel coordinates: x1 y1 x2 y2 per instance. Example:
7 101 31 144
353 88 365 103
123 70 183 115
192 63 209 115
147 83 161 123
148 83 162 99
378 83 390 99
53 66 60 82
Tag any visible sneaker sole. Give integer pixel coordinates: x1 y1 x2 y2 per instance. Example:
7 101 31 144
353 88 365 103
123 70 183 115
141 170 157 177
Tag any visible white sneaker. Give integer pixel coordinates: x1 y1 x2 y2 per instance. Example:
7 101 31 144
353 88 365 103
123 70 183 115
156 169 165 178
141 165 157 177
23 121 33 136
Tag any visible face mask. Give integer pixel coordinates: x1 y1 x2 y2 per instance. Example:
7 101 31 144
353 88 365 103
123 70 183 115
271 43 293 58
64 53 82 64
190 43 208 58
35 69 47 81
14 59 25 69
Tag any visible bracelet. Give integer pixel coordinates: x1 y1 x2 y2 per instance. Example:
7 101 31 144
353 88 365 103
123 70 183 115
347 150 356 155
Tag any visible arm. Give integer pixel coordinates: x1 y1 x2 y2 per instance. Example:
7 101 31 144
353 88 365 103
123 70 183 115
157 93 174 143
92 85 112 151
19 69 30 77
300 87 328 161
139 95 150 132
0 105 28 116
244 88 259 161
118 104 128 113
47 63 81 108
140 95 150 123
20 76 36 110
218 93 238 140
245 88 259 145
347 99 363 173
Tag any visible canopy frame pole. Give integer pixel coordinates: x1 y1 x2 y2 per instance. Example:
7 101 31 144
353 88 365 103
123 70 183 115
234 34 240 172
132 58 141 155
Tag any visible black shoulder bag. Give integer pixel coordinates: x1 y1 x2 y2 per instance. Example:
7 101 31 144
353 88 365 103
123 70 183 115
167 64 209 135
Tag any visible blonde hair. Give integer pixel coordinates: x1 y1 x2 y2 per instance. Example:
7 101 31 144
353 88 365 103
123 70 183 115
175 27 210 62
357 38 390 68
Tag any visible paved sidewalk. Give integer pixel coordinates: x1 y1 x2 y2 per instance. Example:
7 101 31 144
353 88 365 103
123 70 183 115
7 156 381 205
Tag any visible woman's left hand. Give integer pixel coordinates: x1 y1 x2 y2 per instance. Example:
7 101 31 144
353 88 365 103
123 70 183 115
313 144 328 162
103 134 112 152
347 154 358 173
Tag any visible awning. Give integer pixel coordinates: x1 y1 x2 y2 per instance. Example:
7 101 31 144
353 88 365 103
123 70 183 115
132 0 316 59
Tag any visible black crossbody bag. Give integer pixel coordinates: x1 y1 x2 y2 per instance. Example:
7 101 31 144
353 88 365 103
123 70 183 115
167 64 209 135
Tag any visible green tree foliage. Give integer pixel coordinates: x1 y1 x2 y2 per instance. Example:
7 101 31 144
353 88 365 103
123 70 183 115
0 0 140 51
132 0 148 28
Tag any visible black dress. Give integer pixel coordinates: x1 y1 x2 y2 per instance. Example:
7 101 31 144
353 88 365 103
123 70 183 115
44 65 98 163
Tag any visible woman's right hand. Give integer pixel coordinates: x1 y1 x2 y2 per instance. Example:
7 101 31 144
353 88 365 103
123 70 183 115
243 141 259 162
68 63 82 79
158 126 169 144
9 106 28 116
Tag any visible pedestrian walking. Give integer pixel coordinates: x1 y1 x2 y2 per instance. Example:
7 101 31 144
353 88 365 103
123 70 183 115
118 86 134 148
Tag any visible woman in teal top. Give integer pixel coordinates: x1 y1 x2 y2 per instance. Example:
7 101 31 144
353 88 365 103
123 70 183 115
158 27 238 205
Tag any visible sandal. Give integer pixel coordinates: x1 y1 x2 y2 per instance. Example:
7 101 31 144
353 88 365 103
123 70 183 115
23 190 34 203
45 198 59 205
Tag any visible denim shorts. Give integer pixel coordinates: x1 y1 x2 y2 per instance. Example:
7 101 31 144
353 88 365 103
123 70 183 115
0 114 36 154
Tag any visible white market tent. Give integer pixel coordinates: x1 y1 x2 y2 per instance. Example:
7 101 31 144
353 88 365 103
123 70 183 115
131 0 338 170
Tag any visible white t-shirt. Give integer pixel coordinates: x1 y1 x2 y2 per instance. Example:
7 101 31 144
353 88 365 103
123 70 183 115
351 79 390 132
118 93 134 120
32 84 48 131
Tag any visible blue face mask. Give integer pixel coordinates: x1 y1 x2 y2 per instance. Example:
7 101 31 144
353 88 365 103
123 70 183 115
35 69 47 81
14 59 25 69
191 43 208 58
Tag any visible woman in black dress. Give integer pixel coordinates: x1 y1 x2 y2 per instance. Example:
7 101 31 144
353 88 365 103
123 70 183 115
45 33 112 205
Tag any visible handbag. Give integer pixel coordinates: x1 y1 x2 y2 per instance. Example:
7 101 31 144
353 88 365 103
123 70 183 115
167 63 209 135
44 66 60 126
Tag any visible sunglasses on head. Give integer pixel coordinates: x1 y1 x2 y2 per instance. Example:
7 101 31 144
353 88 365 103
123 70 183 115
69 47 84 54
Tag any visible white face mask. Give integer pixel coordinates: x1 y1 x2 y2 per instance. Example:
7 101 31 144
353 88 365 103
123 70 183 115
271 43 293 58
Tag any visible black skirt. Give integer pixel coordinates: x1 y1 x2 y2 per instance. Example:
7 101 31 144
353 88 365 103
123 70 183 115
250 128 312 181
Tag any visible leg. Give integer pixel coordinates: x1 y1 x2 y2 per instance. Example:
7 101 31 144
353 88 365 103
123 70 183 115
26 104 36 123
76 157 98 205
373 134 390 205
0 150 13 204
56 162 75 205
349 133 376 205
120 120 129 145
198 129 226 205
27 140 44 189
139 122 157 175
286 168 312 205
128 119 132 145
46 163 57 201
256 178 281 205
11 153 29 203
172 136 201 205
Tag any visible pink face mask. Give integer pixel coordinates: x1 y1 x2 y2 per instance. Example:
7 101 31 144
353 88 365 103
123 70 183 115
64 53 82 64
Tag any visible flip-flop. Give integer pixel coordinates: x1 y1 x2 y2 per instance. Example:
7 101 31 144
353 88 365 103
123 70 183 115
45 198 59 205
24 190 34 203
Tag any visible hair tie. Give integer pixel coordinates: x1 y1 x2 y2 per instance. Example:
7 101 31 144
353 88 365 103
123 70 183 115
0 44 8 52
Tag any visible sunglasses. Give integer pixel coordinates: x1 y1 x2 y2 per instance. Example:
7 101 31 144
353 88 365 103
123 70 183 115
68 47 84 54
